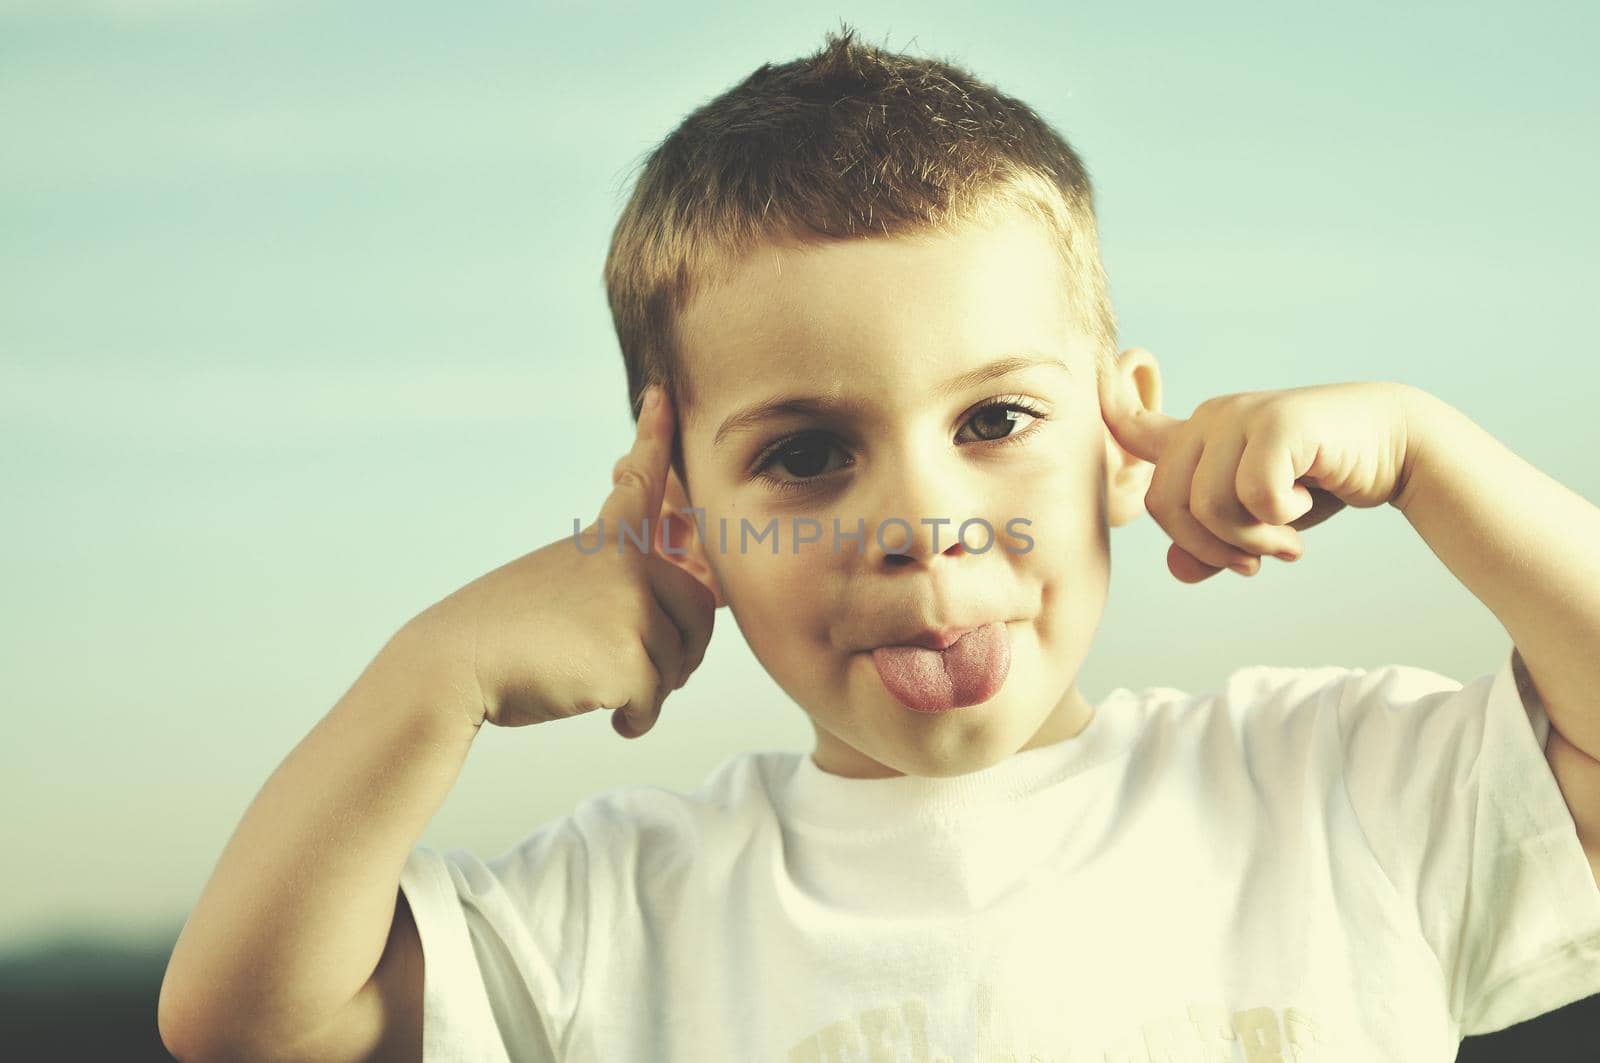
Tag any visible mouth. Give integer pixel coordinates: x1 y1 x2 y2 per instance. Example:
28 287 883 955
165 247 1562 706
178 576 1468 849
865 620 1013 713
872 623 990 652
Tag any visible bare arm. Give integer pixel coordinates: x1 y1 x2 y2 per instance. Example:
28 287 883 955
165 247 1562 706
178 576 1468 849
158 607 481 1063
157 384 717 1061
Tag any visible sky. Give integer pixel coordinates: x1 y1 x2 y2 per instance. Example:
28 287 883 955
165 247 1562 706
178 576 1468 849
2 0 1597 952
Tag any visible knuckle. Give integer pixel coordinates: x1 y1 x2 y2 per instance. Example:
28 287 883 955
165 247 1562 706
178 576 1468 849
1238 481 1275 515
1192 495 1227 523
1256 401 1293 434
612 461 649 491
573 692 610 714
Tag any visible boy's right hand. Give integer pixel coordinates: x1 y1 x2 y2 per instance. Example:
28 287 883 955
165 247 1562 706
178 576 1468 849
415 384 715 738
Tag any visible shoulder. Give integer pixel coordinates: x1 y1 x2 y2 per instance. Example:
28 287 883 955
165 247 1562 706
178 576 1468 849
1121 662 1452 779
566 749 797 861
1118 662 1359 748
1202 660 1469 735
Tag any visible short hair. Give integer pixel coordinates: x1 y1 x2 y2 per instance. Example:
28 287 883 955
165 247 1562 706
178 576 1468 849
602 22 1119 489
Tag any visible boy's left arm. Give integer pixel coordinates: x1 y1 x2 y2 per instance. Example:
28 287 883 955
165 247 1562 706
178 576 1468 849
1392 385 1600 884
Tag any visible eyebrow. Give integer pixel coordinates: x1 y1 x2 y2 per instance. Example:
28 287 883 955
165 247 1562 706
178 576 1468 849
712 352 1072 448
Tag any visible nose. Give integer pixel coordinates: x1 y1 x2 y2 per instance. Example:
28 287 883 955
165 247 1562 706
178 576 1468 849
877 525 967 568
859 456 985 569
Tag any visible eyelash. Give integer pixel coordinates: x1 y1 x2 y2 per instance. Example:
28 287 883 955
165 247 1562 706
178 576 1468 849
750 395 1052 495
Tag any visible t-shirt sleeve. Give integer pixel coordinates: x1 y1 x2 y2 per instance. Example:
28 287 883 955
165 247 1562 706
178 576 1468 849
397 815 593 1063
1335 645 1600 1036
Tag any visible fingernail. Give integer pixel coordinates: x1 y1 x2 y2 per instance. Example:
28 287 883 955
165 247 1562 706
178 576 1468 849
1274 550 1300 563
1229 560 1256 577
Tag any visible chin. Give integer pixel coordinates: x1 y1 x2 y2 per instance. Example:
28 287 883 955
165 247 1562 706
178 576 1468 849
897 717 1029 777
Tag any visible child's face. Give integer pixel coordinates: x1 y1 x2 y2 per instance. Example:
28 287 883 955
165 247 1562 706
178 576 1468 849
663 203 1160 778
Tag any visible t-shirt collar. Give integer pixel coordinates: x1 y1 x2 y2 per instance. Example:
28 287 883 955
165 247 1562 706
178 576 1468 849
780 687 1137 831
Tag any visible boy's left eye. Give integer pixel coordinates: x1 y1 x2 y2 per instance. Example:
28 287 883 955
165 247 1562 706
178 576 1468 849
961 402 1036 443
750 398 1050 492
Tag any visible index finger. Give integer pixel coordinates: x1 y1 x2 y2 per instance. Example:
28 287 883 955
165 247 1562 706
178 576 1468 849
596 385 675 538
1103 395 1181 465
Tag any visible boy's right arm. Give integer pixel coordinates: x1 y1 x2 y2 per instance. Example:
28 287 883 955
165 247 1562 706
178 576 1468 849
158 383 714 1063
157 611 478 1063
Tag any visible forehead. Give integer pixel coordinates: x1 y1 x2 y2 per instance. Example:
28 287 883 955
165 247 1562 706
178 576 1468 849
674 209 1076 420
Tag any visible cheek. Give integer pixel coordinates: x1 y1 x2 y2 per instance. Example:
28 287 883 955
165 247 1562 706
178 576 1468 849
712 539 831 623
717 551 844 695
1004 487 1101 564
1002 429 1090 489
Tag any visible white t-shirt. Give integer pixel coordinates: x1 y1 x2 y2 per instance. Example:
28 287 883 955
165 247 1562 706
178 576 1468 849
398 647 1600 1061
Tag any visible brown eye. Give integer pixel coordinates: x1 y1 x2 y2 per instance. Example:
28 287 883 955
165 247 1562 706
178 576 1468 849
956 401 1043 444
759 434 843 480
966 406 1023 441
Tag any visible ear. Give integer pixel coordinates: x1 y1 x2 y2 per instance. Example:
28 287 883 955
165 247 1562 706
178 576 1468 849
1101 346 1165 529
653 466 727 609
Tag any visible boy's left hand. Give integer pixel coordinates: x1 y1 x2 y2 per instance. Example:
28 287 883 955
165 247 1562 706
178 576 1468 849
1102 380 1416 583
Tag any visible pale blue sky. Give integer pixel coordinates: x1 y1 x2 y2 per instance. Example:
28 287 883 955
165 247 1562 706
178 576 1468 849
2 0 1596 951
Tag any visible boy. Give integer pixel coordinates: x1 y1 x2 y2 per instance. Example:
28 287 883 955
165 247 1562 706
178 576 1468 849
159 25 1600 1063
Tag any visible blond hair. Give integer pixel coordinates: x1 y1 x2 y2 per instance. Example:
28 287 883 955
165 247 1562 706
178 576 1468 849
603 22 1118 485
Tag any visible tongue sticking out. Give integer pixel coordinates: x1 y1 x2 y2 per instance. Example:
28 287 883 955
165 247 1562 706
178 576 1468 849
870 621 1011 713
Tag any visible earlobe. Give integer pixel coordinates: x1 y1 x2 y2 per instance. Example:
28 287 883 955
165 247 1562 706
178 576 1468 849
1104 433 1155 528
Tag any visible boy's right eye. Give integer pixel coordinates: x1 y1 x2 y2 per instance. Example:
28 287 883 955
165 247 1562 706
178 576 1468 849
752 433 851 490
